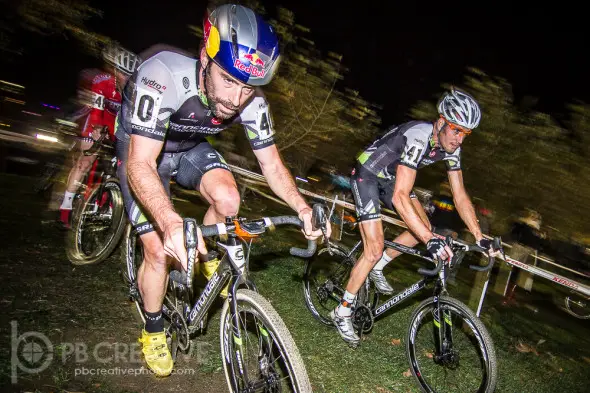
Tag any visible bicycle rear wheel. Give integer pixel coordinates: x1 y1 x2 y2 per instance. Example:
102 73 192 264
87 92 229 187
302 244 357 326
220 289 312 393
66 179 126 265
406 296 497 393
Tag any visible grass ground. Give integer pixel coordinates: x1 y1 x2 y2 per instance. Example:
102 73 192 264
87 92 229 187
0 173 589 392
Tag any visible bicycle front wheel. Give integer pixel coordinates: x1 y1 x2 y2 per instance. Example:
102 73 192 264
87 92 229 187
220 289 312 393
406 296 498 393
66 179 127 265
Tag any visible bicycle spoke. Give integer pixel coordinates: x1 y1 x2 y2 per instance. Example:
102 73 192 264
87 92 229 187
408 299 495 393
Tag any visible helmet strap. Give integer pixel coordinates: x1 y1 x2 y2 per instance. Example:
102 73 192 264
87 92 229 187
431 120 443 150
197 61 210 108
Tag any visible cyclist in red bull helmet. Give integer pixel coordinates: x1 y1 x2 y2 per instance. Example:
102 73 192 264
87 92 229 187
332 88 498 345
58 42 140 228
114 4 328 376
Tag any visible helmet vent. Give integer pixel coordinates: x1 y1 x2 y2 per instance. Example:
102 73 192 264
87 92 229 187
230 28 240 59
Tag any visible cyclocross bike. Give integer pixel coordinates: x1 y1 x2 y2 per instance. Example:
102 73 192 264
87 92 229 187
303 234 503 393
66 130 127 265
122 204 328 392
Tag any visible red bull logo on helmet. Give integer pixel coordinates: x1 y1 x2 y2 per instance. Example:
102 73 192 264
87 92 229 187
234 52 266 78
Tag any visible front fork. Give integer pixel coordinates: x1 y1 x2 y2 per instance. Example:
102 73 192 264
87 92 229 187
432 266 453 361
225 248 273 389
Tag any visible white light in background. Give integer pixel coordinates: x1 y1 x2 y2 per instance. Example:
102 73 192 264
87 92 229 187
36 133 59 143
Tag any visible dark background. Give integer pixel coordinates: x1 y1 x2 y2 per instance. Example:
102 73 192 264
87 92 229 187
2 0 588 127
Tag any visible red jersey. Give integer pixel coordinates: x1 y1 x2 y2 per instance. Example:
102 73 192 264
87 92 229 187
75 69 121 140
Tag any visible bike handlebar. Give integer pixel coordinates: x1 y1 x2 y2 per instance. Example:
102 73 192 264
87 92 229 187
417 236 453 277
182 204 328 289
83 128 112 156
417 236 504 277
467 236 503 272
197 215 317 258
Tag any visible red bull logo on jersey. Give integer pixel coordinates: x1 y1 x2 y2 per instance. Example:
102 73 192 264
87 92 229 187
234 53 266 77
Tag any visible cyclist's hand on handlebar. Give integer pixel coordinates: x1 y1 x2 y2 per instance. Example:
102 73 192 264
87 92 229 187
90 125 106 141
427 237 453 261
163 216 207 271
298 206 331 240
476 238 501 257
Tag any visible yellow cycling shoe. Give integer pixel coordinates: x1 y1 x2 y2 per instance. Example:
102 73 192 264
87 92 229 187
200 252 228 298
138 329 173 377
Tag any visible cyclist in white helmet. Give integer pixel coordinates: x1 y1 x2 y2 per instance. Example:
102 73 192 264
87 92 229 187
332 87 497 345
57 43 141 228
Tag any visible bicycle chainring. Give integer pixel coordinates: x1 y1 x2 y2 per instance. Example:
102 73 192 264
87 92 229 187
352 304 374 333
167 306 190 352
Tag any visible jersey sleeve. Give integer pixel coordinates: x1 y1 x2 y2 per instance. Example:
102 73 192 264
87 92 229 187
399 128 429 170
238 90 276 150
444 147 462 171
122 58 178 141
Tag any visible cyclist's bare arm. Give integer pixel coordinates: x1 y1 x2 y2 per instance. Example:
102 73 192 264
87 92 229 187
127 135 191 267
448 169 483 241
127 135 178 230
253 145 328 239
254 145 308 213
393 165 433 244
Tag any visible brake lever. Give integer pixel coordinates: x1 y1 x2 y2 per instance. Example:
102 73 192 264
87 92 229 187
493 236 506 260
312 203 332 253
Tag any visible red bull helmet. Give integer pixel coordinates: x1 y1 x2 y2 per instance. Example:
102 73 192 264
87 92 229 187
203 4 281 86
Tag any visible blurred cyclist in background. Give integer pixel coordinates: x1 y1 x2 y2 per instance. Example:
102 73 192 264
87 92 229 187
57 43 141 228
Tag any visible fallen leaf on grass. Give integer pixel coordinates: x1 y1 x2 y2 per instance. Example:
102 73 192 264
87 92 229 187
582 356 590 364
423 350 434 359
391 338 401 346
403 369 412 377
515 340 539 356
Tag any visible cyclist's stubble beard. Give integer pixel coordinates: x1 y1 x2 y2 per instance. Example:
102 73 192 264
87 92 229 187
204 66 240 120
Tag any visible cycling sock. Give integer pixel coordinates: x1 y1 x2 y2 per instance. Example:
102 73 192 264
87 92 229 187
144 310 164 333
336 290 356 317
373 251 393 271
60 191 76 210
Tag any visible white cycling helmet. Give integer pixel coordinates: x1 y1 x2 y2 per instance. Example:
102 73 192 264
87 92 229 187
102 43 141 75
437 88 481 129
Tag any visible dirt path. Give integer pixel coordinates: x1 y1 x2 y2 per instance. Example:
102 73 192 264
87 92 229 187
0 174 229 393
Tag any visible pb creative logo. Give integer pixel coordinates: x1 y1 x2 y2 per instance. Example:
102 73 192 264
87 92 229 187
11 321 54 384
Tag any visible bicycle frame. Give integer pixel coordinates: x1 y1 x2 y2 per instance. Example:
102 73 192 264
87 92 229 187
357 239 440 319
344 238 467 358
166 233 262 386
